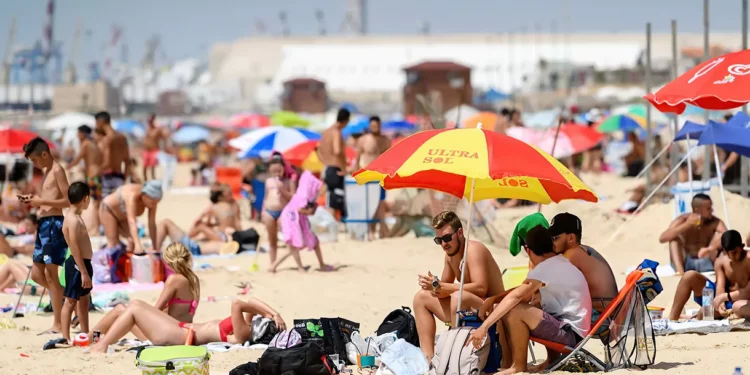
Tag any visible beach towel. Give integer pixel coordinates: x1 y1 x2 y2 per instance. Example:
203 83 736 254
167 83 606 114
509 213 549 256
653 319 750 336
281 171 322 250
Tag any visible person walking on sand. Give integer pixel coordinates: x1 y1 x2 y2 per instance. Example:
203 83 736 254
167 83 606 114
96 111 136 196
355 116 392 240
60 182 94 344
21 137 71 335
659 193 726 274
413 210 505 359
67 125 103 235
142 113 167 182
318 108 351 219
262 155 293 267
669 230 750 320
271 171 333 273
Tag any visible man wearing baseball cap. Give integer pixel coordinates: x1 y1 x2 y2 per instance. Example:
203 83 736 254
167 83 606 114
548 213 618 332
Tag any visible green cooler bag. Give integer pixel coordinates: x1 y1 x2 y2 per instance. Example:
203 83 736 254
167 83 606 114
135 346 210 375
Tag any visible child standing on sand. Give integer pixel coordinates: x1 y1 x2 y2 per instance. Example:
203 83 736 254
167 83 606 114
22 137 70 335
270 171 333 273
60 182 94 344
262 154 293 268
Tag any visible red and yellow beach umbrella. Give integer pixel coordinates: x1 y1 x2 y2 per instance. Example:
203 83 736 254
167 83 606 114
353 127 597 204
283 140 356 173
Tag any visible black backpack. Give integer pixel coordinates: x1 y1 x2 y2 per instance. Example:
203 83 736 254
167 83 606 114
376 306 419 347
232 228 260 252
258 342 336 375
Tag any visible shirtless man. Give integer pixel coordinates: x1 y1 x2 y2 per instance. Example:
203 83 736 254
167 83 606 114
68 125 103 235
355 116 392 240
413 210 505 359
669 230 750 320
189 184 241 242
659 193 726 274
21 137 71 334
142 113 166 182
318 108 351 218
96 111 134 198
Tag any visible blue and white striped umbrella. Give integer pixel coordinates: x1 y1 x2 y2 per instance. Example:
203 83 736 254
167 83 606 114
228 126 321 158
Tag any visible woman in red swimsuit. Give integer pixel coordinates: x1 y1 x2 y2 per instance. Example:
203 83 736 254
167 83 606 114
88 242 200 339
89 297 286 352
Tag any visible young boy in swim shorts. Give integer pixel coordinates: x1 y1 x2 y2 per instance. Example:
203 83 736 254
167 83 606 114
60 182 94 344
22 137 71 334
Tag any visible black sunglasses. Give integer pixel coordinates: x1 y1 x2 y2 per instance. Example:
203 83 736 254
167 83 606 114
434 229 458 245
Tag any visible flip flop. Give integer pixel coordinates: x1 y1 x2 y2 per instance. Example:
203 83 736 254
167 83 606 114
42 338 70 350
219 241 240 255
37 329 60 336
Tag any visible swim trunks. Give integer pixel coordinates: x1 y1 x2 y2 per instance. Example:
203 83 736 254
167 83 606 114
684 255 715 273
693 279 733 310
323 166 347 218
32 216 68 266
179 235 202 256
86 175 103 201
63 257 94 300
101 171 126 197
529 311 582 347
142 150 159 168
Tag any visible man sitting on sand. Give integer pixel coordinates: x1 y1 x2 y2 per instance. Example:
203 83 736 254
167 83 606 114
659 193 726 274
669 230 750 320
413 210 505 359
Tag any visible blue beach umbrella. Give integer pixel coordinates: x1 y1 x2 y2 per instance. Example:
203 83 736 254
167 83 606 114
381 120 416 133
172 125 211 145
227 126 320 158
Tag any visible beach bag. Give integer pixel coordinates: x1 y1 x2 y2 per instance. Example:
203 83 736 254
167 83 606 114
229 361 258 375
321 317 360 358
294 318 325 348
636 259 663 304
257 342 336 375
460 314 500 373
429 326 489 375
232 228 260 252
92 243 130 284
136 345 210 375
269 330 302 349
377 307 419 347
251 314 278 345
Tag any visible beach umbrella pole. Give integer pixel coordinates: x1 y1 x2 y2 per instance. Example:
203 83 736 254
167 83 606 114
686 135 694 198
454 177 476 325
711 144 731 227
634 143 671 180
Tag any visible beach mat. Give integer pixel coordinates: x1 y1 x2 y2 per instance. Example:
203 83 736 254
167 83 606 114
654 319 750 336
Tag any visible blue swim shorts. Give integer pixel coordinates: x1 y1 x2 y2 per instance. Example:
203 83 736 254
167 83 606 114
32 216 68 266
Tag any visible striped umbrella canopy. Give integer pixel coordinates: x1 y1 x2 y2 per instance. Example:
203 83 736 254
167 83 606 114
228 126 320 158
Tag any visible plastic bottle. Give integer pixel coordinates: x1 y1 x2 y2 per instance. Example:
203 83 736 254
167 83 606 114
702 281 714 321
732 367 744 375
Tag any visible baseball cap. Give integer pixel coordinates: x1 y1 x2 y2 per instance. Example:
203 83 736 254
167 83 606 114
548 212 582 238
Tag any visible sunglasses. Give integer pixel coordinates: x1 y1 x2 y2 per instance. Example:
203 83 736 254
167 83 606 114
434 229 458 245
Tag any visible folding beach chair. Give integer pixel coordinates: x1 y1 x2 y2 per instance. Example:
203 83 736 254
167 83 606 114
529 270 656 372
12 265 49 318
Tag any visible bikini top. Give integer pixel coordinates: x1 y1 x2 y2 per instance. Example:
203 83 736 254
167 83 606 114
167 298 199 315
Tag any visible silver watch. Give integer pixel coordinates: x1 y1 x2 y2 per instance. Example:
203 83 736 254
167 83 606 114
432 276 440 291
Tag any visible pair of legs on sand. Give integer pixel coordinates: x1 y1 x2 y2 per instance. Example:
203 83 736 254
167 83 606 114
669 270 750 320
414 289 559 374
31 261 64 334
262 209 331 273
156 219 233 255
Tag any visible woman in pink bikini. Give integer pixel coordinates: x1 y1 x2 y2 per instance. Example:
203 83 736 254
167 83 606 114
89 296 286 352
89 242 200 339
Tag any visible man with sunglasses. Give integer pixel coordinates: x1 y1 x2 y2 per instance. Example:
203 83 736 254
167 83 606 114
413 211 505 359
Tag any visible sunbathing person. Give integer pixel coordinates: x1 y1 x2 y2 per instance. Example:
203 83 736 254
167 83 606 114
89 297 286 352
469 225 591 375
154 218 238 256
90 242 201 339
669 230 750 320
188 183 241 242
659 193 726 274
413 210 505 359
0 258 30 291
99 180 163 254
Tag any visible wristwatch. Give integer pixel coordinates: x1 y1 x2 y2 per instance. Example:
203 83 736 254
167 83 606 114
432 276 440 291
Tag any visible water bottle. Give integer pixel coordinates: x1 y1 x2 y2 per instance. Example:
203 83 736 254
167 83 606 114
702 281 714 321
732 367 744 375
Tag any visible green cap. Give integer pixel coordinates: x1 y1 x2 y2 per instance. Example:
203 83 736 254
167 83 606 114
509 213 549 256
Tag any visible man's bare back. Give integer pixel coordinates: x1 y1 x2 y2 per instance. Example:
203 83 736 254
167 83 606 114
564 245 618 311
80 138 102 177
357 133 391 168
318 127 347 170
101 130 129 174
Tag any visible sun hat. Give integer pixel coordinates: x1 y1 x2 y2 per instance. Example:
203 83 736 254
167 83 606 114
141 180 163 200
509 212 549 256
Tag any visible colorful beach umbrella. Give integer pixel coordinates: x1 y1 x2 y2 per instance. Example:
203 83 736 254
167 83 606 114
0 128 56 154
462 112 499 130
506 124 603 158
229 113 270 129
283 140 356 173
113 119 146 138
228 126 320 158
596 114 646 133
171 125 211 145
645 49 750 114
270 111 311 128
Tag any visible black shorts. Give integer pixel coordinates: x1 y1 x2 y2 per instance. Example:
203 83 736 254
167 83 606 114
64 257 94 300
323 166 347 218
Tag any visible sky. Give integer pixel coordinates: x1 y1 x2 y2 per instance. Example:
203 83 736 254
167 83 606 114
1 0 748 67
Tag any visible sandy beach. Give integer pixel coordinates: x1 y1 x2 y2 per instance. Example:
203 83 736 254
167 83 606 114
2 168 750 375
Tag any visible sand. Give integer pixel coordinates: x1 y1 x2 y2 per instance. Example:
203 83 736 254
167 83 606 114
2 168 750 374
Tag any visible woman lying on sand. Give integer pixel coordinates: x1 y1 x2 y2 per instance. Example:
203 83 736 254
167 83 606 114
154 218 238 256
89 243 200 339
89 297 286 353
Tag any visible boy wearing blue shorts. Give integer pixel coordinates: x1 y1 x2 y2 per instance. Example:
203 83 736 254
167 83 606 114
61 182 94 344
22 137 70 335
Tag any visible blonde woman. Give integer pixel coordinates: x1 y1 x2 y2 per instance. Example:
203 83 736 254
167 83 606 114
90 242 200 340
